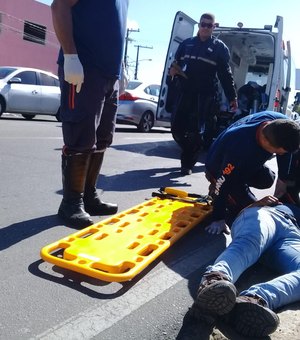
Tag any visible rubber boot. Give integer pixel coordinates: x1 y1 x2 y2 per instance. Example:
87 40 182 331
58 153 94 228
84 151 118 215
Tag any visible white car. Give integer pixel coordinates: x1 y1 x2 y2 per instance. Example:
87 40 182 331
0 66 61 121
117 80 169 132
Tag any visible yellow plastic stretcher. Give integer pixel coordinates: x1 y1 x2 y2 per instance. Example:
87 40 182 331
40 188 212 282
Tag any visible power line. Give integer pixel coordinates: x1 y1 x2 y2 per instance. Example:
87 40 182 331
0 10 57 37
0 22 59 49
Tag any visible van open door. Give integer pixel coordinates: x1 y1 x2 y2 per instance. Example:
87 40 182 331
156 12 196 124
281 40 292 114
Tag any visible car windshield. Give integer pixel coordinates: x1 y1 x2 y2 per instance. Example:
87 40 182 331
0 67 17 79
126 81 142 90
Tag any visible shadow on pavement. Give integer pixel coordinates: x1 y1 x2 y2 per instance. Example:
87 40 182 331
111 139 207 163
0 215 61 250
28 252 163 299
98 165 205 192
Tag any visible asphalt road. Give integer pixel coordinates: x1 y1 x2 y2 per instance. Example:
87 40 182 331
0 113 299 340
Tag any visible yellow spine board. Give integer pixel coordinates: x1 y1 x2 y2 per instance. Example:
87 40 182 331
41 197 212 282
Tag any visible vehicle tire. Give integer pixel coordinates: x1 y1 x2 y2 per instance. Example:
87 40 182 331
137 111 154 132
55 108 61 122
22 114 35 120
0 97 5 117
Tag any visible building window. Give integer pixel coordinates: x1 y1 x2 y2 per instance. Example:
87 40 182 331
23 21 46 45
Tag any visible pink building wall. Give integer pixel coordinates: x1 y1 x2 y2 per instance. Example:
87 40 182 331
0 0 59 75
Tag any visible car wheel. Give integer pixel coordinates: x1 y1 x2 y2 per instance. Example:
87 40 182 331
22 114 35 120
55 108 61 122
137 111 154 132
0 97 5 117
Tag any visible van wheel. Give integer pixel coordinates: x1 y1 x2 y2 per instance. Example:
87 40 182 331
137 111 154 132
22 114 35 120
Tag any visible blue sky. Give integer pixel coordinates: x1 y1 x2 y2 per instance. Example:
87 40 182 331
38 0 300 84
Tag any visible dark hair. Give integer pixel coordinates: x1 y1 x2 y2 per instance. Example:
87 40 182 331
263 119 300 152
200 13 215 23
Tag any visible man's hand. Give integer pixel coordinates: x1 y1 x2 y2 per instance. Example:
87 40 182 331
205 220 230 235
169 62 188 79
247 195 281 208
64 54 84 93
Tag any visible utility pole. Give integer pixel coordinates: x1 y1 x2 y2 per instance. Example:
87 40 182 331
124 28 140 69
134 45 153 80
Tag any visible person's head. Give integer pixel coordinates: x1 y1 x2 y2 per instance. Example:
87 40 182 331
198 13 215 41
261 119 300 155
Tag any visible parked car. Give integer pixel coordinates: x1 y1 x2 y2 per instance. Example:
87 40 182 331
117 80 169 132
0 66 61 121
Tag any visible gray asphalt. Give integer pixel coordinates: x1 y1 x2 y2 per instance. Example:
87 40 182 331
0 113 299 340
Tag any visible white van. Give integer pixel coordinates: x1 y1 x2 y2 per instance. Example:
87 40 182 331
157 12 297 129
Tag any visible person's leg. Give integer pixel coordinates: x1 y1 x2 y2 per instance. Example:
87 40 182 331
227 208 300 337
247 164 276 189
224 166 275 224
58 67 112 226
209 207 278 282
84 78 119 215
58 152 94 228
241 220 300 310
180 132 203 173
195 207 277 315
201 95 218 149
171 94 201 174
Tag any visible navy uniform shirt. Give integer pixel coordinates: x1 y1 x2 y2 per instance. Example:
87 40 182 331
57 0 128 78
175 35 236 101
205 111 289 220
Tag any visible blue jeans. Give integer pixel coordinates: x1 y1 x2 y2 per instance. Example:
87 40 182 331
205 205 300 310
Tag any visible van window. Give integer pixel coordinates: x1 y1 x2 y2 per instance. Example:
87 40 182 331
245 72 268 86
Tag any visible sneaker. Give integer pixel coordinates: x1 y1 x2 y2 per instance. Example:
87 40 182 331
194 271 237 315
228 295 280 337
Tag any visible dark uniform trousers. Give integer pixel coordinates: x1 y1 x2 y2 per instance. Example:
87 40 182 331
171 91 218 169
58 65 119 154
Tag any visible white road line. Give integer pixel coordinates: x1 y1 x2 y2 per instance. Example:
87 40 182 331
32 240 227 340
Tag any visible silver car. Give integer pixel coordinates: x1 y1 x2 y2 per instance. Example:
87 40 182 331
117 80 162 132
0 66 61 121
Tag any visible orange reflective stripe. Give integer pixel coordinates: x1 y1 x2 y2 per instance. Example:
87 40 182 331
68 84 75 109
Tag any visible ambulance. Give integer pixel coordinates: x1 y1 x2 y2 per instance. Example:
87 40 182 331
156 12 297 130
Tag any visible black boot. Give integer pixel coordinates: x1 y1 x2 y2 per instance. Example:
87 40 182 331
83 151 118 215
58 153 94 228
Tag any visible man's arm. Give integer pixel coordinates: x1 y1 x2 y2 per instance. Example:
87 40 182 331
51 0 83 93
51 0 78 54
216 43 238 111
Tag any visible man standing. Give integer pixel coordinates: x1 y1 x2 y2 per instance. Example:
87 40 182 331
169 13 237 175
51 0 129 228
